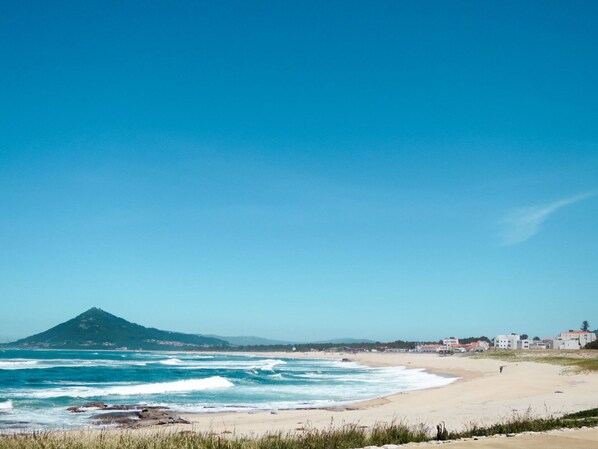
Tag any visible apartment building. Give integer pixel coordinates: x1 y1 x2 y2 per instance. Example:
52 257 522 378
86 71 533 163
554 330 597 350
493 334 520 349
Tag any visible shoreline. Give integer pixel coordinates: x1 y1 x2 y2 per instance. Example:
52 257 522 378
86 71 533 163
220 350 470 410
2 350 597 438
170 350 598 436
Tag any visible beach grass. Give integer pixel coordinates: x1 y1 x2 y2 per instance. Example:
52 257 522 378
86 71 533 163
451 408 598 439
474 350 598 372
1 409 598 449
0 422 428 449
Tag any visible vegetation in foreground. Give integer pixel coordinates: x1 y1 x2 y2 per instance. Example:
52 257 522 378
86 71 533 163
1 408 597 449
474 349 598 372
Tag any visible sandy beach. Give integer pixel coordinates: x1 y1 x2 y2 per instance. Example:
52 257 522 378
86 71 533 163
3 350 597 449
176 351 598 437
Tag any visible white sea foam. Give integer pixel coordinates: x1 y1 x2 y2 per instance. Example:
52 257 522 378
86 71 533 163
0 405 91 433
258 359 286 371
159 358 183 365
0 359 147 370
139 353 214 360
0 400 13 410
161 358 286 371
14 376 234 399
0 360 39 370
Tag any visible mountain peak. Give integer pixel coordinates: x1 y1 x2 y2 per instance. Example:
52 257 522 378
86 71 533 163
83 307 111 314
78 307 112 318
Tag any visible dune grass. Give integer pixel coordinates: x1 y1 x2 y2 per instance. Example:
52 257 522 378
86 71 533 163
450 408 598 439
0 421 429 449
1 409 598 449
474 350 598 372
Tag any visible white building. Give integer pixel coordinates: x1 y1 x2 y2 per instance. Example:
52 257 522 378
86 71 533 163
415 344 442 353
472 340 490 352
554 330 597 350
530 339 552 350
494 334 520 349
516 339 532 350
442 337 459 346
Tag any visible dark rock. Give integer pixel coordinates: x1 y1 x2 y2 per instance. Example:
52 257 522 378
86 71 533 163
92 411 141 426
68 401 108 413
82 401 107 409
77 402 189 428
68 402 169 413
92 411 140 421
104 404 166 411
67 406 85 413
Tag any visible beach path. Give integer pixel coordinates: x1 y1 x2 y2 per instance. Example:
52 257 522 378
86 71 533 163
419 427 598 448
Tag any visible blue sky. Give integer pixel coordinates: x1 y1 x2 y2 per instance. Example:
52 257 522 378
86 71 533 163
1 1 597 342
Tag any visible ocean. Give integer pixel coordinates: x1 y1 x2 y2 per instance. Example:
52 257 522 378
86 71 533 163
0 349 456 431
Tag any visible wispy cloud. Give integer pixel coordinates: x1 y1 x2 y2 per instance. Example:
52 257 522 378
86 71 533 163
500 191 597 246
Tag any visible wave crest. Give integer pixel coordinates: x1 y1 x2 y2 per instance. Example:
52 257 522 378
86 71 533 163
256 359 286 371
0 360 39 370
19 376 234 398
159 358 183 365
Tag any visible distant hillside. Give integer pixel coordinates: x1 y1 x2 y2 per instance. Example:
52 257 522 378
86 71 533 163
203 335 376 346
204 335 294 346
314 338 376 344
5 308 227 350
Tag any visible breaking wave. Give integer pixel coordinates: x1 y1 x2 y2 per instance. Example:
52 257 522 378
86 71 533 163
0 359 147 370
257 359 286 371
18 377 234 398
0 360 39 370
159 358 183 365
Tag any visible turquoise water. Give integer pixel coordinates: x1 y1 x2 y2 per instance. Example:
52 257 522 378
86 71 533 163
0 350 456 431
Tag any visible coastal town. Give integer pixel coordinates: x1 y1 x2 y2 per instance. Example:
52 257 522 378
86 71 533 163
415 328 597 354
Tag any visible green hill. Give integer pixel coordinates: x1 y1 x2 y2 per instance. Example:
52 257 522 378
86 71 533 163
5 308 227 350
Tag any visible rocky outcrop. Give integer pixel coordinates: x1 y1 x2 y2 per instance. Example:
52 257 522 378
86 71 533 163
67 402 190 428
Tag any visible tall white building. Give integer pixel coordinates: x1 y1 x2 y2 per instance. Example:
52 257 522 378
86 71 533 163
493 334 520 349
554 330 596 350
